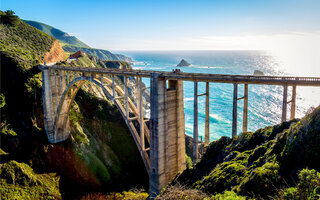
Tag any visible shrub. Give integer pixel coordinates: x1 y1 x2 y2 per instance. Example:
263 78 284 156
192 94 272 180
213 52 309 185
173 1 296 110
211 191 247 200
281 169 320 200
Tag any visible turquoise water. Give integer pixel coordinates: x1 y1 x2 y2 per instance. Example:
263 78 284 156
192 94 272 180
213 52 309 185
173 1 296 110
118 51 320 141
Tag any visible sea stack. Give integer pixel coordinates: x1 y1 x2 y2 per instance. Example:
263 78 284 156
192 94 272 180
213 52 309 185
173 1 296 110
177 59 191 67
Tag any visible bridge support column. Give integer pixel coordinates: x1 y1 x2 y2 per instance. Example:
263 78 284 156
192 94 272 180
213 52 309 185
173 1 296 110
42 67 56 142
42 67 71 143
243 84 248 133
205 82 210 146
232 83 238 138
150 73 186 198
193 81 198 161
290 86 296 120
282 85 288 122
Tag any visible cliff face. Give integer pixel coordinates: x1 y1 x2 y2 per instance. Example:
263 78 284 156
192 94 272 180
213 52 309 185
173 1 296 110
44 40 67 63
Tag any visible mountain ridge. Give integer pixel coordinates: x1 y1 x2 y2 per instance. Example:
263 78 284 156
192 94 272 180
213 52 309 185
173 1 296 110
23 20 90 48
24 20 132 62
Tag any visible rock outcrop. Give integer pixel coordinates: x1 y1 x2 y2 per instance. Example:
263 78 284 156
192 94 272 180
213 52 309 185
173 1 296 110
69 50 86 59
44 40 67 63
177 59 191 67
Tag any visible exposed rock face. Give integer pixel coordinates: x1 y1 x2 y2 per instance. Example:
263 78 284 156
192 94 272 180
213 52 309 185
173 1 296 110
70 51 86 59
253 70 264 75
44 40 67 63
177 59 191 67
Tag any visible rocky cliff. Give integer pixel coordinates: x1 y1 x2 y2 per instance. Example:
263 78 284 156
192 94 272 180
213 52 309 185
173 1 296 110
44 40 67 63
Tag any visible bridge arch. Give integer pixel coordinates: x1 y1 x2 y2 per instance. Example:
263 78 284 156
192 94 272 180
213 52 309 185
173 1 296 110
48 73 150 173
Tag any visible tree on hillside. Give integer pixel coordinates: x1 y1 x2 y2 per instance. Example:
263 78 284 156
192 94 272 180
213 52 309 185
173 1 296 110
0 10 19 25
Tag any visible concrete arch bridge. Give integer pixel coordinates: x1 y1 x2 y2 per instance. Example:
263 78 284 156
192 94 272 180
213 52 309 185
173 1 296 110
40 65 320 198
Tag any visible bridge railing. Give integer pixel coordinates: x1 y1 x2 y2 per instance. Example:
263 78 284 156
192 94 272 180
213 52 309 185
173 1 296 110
43 65 320 86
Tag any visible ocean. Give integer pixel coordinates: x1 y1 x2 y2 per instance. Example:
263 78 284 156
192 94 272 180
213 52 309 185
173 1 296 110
117 51 320 141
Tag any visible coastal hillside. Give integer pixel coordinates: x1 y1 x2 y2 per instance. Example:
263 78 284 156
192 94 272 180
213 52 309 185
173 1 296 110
0 11 66 68
24 20 132 62
23 20 90 48
162 106 320 199
1 11 148 199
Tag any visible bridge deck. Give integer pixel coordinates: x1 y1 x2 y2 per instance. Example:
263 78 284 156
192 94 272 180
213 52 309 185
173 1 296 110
41 65 320 86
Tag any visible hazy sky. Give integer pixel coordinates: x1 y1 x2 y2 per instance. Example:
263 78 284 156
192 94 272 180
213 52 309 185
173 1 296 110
2 0 320 52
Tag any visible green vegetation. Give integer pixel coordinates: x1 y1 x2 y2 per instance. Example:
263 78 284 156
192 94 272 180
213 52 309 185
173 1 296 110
68 89 148 191
0 161 61 199
0 10 55 70
281 169 320 200
23 20 90 48
171 106 320 199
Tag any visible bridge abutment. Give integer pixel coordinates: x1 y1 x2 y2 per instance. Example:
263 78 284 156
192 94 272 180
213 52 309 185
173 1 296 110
150 73 186 198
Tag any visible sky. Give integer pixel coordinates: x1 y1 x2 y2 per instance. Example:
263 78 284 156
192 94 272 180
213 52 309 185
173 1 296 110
1 0 320 52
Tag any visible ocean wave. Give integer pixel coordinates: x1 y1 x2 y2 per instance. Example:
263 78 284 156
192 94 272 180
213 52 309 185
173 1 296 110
184 97 194 101
132 61 149 65
191 65 224 69
132 67 146 70
209 113 225 121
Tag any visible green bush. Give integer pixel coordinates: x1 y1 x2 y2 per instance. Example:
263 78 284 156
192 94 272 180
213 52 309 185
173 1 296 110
0 161 61 199
186 154 193 169
282 169 320 200
211 191 247 200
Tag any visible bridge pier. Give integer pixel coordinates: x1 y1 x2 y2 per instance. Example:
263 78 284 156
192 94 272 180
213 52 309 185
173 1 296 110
205 82 210 146
232 83 238 138
243 84 248 133
150 73 186 198
42 67 72 143
290 86 296 120
282 85 288 122
193 81 198 161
